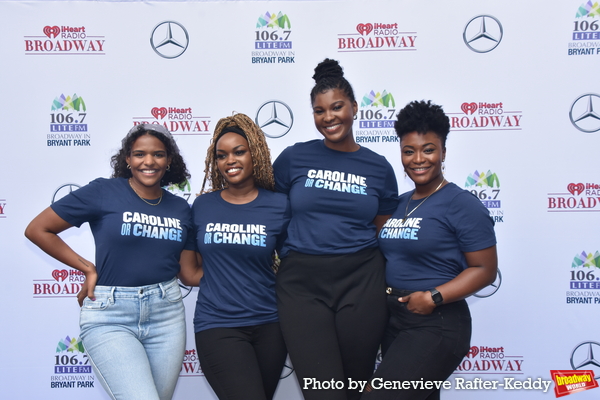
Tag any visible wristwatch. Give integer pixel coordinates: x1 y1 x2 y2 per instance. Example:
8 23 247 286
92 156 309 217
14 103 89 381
429 289 444 306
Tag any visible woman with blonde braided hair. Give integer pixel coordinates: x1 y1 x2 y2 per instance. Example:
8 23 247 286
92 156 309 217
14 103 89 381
200 113 275 193
178 113 290 400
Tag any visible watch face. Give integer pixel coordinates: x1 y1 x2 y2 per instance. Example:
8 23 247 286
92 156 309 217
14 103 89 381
430 289 443 304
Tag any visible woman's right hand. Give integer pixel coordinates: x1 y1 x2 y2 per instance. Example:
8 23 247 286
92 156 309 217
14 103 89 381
399 291 437 315
77 267 98 307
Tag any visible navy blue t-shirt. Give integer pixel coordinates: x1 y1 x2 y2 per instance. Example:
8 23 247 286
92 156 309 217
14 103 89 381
378 183 496 290
273 140 398 256
192 188 290 332
51 177 195 287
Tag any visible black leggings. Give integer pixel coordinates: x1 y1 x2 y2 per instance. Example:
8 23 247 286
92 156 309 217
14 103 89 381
276 248 388 400
195 322 287 400
361 293 472 400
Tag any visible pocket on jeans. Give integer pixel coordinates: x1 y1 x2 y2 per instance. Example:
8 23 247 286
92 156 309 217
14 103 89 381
164 284 182 303
82 296 111 310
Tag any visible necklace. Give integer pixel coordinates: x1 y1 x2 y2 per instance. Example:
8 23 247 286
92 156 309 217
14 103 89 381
129 179 163 206
402 178 445 222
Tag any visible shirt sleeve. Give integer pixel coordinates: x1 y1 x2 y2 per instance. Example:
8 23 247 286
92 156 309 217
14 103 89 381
377 159 400 215
275 197 291 253
181 205 197 252
50 178 105 227
446 191 497 253
273 146 292 195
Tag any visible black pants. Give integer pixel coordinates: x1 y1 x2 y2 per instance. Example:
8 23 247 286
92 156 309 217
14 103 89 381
195 322 287 400
276 248 388 400
361 292 472 400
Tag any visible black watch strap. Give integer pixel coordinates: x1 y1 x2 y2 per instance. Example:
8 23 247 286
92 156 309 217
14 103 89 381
429 289 443 305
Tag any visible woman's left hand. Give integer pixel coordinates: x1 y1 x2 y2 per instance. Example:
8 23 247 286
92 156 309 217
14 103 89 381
77 280 89 307
76 267 97 307
399 291 435 315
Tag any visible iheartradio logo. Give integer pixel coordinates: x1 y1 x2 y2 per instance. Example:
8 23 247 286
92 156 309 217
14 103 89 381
567 183 585 196
52 269 68 282
356 23 373 35
466 346 479 358
461 102 477 115
43 26 60 38
151 107 168 119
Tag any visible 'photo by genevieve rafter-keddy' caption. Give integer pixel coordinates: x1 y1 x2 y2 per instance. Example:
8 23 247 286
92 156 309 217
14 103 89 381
302 377 553 393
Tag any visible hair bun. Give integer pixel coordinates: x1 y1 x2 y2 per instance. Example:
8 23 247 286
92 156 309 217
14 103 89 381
312 58 344 82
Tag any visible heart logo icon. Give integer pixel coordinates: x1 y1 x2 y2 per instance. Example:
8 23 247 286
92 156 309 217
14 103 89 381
151 107 168 120
466 346 479 358
461 102 477 115
356 23 373 36
52 269 69 282
567 183 585 196
43 26 60 39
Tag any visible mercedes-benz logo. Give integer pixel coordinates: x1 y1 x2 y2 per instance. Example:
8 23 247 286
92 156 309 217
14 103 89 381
569 93 600 133
463 15 503 53
52 184 81 204
570 341 600 379
473 268 502 298
150 21 189 59
255 100 294 139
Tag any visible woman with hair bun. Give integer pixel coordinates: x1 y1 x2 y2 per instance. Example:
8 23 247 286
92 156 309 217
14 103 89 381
273 59 399 400
25 124 195 400
178 113 290 400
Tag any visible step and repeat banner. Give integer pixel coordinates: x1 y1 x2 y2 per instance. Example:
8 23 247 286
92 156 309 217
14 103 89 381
1 0 599 399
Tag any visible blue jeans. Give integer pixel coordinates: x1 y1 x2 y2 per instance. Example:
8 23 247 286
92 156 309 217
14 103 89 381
79 277 186 400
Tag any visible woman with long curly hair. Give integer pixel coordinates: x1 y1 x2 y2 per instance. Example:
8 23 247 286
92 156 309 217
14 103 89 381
25 123 195 400
179 113 290 400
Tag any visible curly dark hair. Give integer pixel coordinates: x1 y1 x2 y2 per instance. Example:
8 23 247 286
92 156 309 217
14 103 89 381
201 113 274 193
110 124 191 187
310 58 356 105
394 100 450 147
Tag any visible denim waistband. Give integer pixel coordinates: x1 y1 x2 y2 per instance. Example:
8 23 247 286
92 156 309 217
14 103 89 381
93 277 179 299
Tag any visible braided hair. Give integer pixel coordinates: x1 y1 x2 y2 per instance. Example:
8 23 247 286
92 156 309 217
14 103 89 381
201 113 275 193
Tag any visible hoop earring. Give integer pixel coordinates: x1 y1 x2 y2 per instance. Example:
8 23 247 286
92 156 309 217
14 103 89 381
166 165 171 171
404 170 407 179
442 161 446 173
127 164 131 169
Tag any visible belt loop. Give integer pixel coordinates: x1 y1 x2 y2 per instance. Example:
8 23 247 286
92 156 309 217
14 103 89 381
159 281 167 299
109 287 116 303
